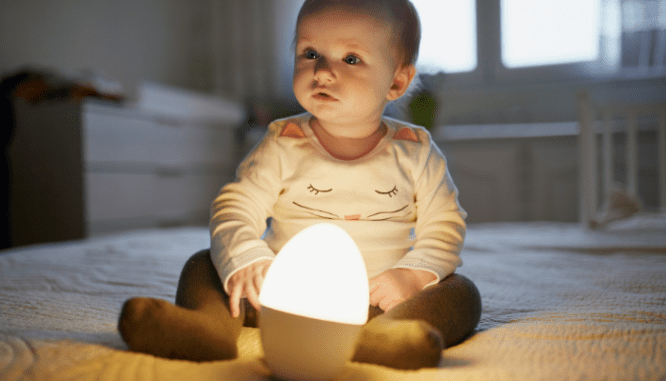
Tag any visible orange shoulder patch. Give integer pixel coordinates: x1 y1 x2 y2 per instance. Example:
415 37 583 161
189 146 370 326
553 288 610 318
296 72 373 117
394 127 419 143
279 122 306 138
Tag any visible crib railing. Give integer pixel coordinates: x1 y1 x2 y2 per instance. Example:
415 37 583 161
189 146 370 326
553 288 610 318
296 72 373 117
578 92 666 227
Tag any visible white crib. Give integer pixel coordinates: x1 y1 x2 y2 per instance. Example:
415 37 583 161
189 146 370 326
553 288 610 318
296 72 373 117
578 92 666 227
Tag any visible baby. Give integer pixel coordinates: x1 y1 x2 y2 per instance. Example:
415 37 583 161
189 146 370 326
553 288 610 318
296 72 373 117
119 0 481 370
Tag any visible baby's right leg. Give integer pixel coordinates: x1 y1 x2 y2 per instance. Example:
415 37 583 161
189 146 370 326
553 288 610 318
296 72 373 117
118 250 243 362
353 274 481 369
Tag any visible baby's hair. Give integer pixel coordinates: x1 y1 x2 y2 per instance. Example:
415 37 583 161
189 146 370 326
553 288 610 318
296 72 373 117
295 0 421 68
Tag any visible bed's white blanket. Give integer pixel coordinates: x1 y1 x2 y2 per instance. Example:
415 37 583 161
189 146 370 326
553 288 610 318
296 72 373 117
1 220 665 380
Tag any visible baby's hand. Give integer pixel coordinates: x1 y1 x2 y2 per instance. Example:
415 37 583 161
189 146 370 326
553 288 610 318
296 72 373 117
369 268 437 312
227 259 272 318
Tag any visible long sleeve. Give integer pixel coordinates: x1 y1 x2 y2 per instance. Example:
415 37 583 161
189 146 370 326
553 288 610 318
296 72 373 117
391 133 466 283
209 126 283 293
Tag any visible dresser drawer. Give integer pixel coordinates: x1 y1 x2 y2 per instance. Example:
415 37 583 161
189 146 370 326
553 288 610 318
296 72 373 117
85 172 226 228
83 109 173 166
158 173 224 220
83 109 235 169
86 172 161 222
174 125 235 167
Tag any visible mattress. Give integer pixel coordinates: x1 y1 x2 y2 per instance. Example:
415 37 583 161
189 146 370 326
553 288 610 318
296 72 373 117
1 218 665 380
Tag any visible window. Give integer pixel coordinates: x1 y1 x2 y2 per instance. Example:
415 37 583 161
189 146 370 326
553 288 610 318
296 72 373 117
499 0 666 76
620 0 666 69
411 0 477 73
500 0 605 68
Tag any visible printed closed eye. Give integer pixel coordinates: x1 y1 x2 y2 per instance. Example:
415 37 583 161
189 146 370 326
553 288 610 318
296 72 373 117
293 184 336 219
375 186 398 198
367 186 409 221
308 184 332 195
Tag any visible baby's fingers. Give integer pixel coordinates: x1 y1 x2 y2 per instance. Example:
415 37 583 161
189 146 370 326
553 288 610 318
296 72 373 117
245 284 261 312
257 260 272 289
228 284 243 318
380 296 403 312
252 266 265 293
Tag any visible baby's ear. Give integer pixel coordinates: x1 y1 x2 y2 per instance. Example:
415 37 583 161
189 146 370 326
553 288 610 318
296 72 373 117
387 64 416 101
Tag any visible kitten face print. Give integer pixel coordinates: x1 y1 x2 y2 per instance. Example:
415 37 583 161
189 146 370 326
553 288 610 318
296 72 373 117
277 157 416 223
295 183 409 221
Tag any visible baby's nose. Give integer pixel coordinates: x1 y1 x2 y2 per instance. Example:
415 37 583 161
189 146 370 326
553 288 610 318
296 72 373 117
344 214 361 221
313 58 334 82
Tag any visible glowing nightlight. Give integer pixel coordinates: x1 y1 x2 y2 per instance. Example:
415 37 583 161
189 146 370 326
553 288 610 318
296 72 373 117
259 223 369 381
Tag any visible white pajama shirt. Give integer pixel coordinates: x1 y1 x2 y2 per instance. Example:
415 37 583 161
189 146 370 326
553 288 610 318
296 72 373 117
210 113 466 293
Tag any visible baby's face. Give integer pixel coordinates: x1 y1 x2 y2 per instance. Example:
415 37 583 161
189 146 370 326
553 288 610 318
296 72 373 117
293 7 402 133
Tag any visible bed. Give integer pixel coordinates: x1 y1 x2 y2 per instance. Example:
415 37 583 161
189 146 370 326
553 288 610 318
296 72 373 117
1 216 665 381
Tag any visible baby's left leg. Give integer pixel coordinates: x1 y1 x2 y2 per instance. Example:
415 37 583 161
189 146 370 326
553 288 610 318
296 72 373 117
353 274 481 369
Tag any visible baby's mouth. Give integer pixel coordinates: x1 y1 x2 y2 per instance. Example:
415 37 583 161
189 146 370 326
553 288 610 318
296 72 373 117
313 92 337 101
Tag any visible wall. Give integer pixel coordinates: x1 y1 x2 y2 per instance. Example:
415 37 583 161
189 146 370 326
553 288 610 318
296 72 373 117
0 0 215 99
431 77 666 126
209 0 302 102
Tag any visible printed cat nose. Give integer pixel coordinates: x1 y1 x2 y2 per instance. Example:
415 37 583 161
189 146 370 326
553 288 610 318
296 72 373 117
344 214 361 221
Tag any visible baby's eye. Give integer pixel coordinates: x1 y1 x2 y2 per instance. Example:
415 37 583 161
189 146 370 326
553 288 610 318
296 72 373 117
344 55 361 65
304 49 320 59
376 186 398 198
308 184 332 195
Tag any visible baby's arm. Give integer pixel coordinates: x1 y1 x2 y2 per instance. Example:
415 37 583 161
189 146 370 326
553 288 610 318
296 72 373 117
369 268 437 311
210 123 284 316
382 135 466 309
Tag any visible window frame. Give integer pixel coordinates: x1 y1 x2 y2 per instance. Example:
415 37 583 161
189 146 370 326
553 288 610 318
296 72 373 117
425 0 662 88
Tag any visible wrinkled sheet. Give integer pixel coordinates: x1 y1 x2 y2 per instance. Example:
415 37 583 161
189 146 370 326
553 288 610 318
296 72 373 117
1 219 665 380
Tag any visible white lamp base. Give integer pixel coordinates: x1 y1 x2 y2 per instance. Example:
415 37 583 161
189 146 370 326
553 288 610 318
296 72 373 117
260 306 363 381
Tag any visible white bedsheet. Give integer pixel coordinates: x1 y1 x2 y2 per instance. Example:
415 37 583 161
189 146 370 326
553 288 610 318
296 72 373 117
1 220 665 380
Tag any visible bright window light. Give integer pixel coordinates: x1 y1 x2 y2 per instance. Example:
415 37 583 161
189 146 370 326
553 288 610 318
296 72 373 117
501 0 602 68
411 0 477 73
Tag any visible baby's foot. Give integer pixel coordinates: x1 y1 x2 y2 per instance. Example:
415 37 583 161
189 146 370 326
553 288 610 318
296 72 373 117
118 297 239 362
352 318 444 369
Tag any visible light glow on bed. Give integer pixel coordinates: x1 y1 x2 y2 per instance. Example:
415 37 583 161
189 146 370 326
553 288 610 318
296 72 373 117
259 223 369 380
